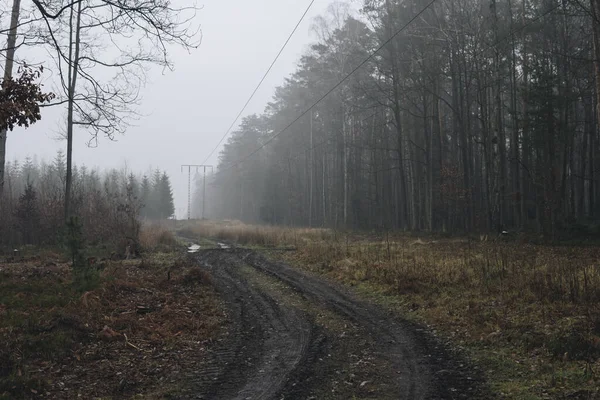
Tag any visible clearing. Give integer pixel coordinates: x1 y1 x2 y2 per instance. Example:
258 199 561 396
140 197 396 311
180 220 600 399
178 234 484 399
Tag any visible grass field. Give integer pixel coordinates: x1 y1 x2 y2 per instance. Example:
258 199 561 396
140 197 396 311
179 220 600 399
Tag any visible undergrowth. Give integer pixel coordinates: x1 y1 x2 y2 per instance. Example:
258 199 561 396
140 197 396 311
0 235 223 399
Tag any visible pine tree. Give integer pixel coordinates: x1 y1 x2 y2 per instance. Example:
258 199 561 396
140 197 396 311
53 150 66 185
127 173 140 202
159 172 175 219
149 168 163 218
15 182 40 244
88 169 100 193
21 156 37 186
140 175 151 218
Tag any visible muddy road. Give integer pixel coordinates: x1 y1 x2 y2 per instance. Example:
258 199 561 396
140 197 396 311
185 247 484 400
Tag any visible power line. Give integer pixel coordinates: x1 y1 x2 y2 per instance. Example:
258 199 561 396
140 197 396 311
222 0 564 172
218 0 440 173
200 0 317 165
181 164 213 220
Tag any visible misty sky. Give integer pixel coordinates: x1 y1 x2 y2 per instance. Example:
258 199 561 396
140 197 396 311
6 0 355 218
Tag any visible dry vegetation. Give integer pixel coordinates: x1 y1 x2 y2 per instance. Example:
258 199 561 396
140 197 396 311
184 220 600 399
0 226 224 399
178 219 333 248
139 221 179 251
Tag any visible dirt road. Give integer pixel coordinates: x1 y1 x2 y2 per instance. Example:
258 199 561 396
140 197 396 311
186 247 484 399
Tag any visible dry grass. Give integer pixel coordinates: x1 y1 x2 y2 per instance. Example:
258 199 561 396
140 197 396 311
187 221 600 399
178 219 333 248
139 221 178 250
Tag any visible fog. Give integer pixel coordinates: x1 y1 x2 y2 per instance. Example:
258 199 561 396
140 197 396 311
3 2 600 398
5 0 600 235
6 0 337 219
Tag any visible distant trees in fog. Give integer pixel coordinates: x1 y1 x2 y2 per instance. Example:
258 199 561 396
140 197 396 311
209 0 600 237
0 151 175 246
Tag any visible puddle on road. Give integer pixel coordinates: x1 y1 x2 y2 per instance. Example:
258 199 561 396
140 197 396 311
188 244 201 253
187 243 229 252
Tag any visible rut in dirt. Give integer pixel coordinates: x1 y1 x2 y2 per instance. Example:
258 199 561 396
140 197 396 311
187 247 484 400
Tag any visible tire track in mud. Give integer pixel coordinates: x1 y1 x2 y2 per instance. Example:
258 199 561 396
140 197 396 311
241 250 483 399
187 247 484 400
188 250 317 400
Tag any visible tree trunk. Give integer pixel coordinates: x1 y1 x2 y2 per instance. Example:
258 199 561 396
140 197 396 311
492 0 506 232
385 0 408 230
309 111 313 227
580 95 592 218
342 113 348 227
591 0 600 123
508 0 521 228
64 0 83 219
0 0 22 200
521 0 530 229
322 150 327 226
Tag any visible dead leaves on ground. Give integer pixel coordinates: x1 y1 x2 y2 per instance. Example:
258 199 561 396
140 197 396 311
0 254 225 399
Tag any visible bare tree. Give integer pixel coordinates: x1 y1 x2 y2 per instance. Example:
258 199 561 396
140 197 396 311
29 0 201 218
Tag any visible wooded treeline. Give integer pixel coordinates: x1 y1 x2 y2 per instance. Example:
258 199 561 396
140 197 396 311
209 0 600 235
0 152 175 246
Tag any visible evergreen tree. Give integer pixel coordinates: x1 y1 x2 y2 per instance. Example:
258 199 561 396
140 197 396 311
143 169 175 219
158 171 175 219
104 169 120 196
88 169 100 193
140 175 151 218
15 182 40 244
53 150 66 186
21 157 37 186
128 173 140 203
149 168 163 218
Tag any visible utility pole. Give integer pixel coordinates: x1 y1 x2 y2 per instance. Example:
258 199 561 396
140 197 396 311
181 164 213 220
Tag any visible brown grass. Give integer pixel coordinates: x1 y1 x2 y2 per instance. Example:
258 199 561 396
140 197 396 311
178 219 333 247
187 221 600 399
139 222 178 250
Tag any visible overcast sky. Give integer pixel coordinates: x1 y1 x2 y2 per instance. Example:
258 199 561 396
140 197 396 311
6 0 358 219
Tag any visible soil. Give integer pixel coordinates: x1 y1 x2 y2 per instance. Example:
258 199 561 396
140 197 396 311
189 247 488 400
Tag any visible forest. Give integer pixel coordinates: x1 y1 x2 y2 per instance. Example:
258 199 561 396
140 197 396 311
0 151 175 247
205 0 600 237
